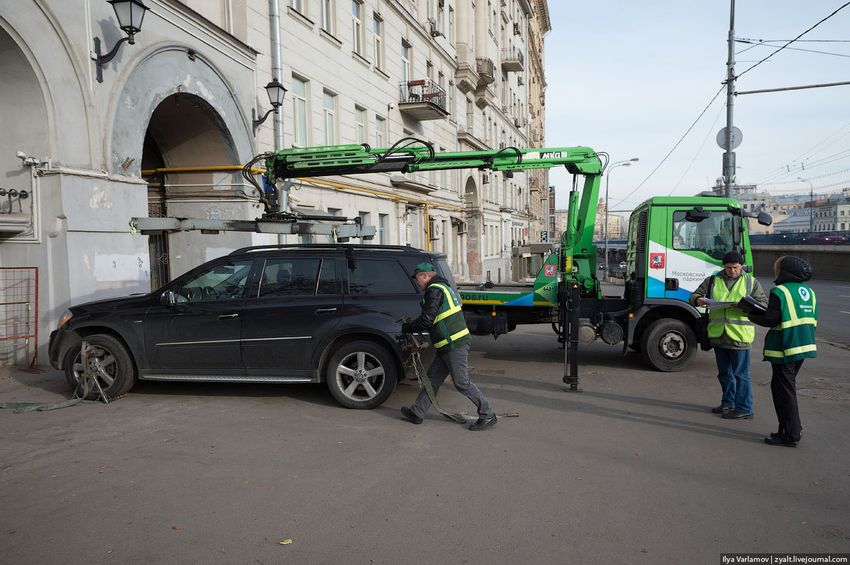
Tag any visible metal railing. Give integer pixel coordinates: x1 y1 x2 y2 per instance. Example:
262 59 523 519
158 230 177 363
501 47 524 66
398 79 447 110
476 57 495 83
0 267 38 367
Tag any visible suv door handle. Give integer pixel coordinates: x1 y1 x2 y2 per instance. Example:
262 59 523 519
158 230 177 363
315 307 338 314
218 313 239 319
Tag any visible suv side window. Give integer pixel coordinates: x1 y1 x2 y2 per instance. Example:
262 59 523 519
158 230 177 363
259 257 321 297
349 259 416 295
177 260 253 303
317 258 342 295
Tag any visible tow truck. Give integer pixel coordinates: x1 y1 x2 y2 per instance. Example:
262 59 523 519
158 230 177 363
134 139 771 387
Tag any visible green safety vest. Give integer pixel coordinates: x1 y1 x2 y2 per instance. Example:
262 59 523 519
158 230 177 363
427 282 471 351
764 283 818 363
708 274 756 344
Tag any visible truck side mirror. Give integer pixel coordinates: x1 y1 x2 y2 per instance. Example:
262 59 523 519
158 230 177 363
160 290 177 308
685 207 711 222
757 211 772 226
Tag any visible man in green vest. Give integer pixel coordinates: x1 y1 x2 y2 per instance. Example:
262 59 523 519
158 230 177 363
400 262 497 431
690 250 767 419
748 256 817 447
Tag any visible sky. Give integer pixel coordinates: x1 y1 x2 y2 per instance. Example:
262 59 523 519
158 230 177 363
544 1 850 211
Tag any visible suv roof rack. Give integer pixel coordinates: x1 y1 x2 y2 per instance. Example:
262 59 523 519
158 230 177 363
229 243 421 255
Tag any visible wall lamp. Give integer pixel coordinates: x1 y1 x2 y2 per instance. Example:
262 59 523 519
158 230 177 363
252 78 287 136
93 0 150 83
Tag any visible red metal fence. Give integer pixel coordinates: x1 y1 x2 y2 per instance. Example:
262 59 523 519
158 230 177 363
0 267 38 368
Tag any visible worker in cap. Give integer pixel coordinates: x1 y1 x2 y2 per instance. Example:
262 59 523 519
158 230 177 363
400 262 497 430
690 250 767 419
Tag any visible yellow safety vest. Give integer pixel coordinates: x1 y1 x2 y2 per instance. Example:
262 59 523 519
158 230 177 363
707 274 755 344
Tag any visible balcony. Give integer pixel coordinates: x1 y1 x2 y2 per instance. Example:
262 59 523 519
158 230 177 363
455 46 479 93
501 47 524 72
476 57 495 85
474 84 497 109
398 79 449 121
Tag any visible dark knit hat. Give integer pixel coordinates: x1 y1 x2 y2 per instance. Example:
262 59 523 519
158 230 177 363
722 250 744 265
777 256 812 283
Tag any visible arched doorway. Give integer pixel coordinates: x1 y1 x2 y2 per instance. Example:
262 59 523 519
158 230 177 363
141 92 242 285
0 27 48 237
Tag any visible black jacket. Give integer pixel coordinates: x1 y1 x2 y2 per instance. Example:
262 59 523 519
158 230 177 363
404 276 450 333
749 256 813 328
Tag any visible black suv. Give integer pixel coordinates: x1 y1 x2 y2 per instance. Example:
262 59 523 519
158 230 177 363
49 245 457 409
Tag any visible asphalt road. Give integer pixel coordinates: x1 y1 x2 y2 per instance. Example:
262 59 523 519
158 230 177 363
2 326 849 564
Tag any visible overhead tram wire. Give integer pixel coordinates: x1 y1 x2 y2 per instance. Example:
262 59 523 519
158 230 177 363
757 145 850 186
668 102 727 196
613 85 725 208
735 39 850 59
754 121 850 185
735 1 850 80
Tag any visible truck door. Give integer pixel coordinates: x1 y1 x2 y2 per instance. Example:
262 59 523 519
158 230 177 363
654 207 737 301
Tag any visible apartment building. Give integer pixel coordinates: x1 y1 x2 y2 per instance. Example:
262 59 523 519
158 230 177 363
0 0 548 364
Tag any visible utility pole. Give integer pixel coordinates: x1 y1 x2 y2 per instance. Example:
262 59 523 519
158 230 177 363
723 0 736 198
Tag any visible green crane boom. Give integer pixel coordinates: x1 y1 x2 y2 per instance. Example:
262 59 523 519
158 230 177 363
256 140 605 298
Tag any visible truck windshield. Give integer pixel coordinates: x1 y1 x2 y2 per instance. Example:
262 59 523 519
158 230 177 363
672 210 734 261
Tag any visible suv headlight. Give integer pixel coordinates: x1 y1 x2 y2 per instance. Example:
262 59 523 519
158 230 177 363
57 310 73 329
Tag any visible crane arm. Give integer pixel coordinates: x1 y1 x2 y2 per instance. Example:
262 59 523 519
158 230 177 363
261 140 602 180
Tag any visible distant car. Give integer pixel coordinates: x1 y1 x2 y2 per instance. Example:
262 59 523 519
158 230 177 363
49 244 457 409
806 234 848 245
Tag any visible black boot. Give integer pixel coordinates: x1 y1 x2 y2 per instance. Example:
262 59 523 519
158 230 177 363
468 414 497 431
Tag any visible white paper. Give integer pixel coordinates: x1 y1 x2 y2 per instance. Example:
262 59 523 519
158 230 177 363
705 299 736 309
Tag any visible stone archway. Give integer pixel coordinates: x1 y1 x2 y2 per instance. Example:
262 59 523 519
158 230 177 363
0 26 48 236
111 47 258 280
141 92 249 281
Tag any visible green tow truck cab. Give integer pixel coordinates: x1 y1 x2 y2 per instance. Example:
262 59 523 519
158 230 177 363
460 195 772 372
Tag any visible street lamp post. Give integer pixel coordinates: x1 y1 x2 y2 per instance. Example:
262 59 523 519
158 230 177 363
605 158 639 281
798 177 814 233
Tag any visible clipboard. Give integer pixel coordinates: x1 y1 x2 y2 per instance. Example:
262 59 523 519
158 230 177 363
737 295 767 314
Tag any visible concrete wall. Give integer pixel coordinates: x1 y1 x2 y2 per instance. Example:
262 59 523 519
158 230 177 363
752 245 850 282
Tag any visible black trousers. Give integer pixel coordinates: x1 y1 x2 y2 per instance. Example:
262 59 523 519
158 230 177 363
770 360 804 441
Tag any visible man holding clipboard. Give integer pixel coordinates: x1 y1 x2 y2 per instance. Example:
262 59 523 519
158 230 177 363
690 251 768 419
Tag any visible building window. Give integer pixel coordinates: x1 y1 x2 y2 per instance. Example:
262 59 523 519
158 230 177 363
358 211 371 243
379 213 388 244
289 0 305 14
321 0 335 33
354 105 366 144
323 90 337 145
373 14 384 70
352 1 364 55
375 115 386 147
401 40 411 85
292 76 309 146
449 7 455 44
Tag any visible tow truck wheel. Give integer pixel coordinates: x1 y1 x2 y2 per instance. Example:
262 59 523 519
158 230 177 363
326 340 397 409
63 334 136 400
640 319 696 372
